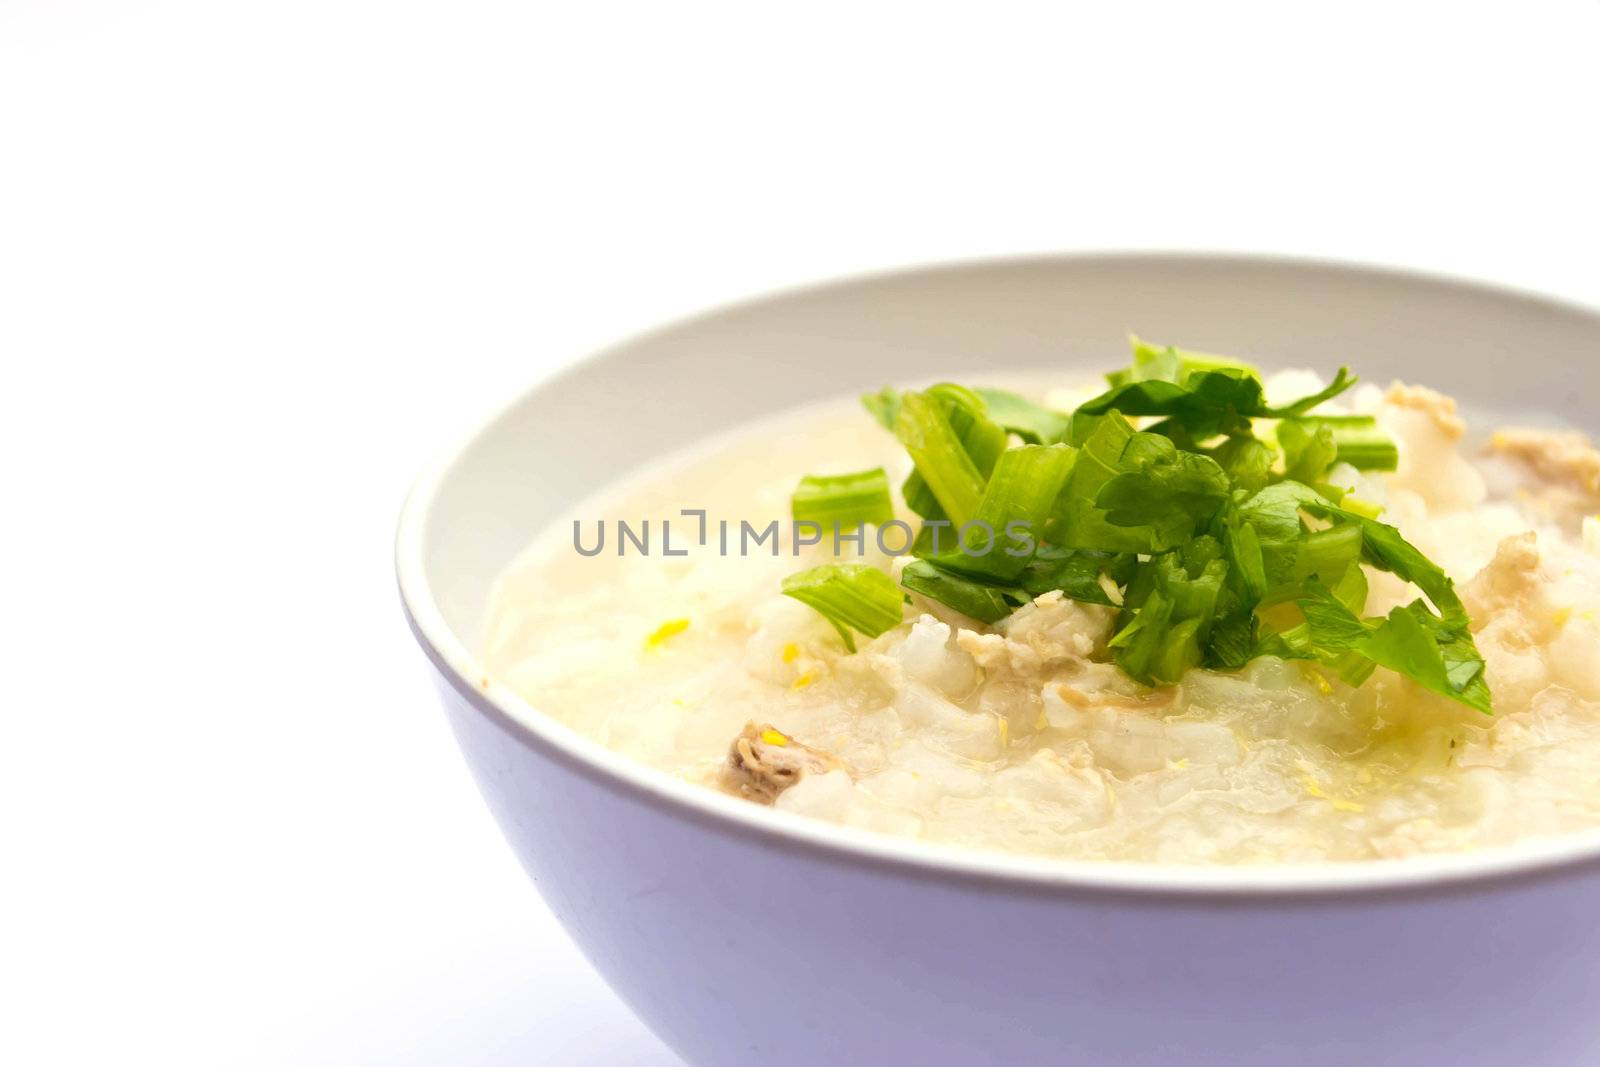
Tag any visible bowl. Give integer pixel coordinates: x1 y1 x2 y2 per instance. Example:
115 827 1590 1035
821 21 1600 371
397 254 1600 1066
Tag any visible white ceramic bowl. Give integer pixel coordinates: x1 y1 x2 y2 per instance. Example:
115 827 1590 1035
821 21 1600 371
398 254 1600 1066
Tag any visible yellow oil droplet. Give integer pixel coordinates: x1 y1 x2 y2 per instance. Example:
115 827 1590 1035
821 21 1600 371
646 618 690 648
791 672 816 691
1302 775 1365 813
1553 606 1573 628
781 643 799 664
759 728 791 747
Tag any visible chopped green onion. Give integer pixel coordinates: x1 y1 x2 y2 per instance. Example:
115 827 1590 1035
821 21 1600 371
1278 419 1339 485
1294 523 1363 583
1297 415 1399 471
791 468 895 529
893 390 989 526
973 387 1072 445
1209 433 1277 493
1049 412 1153 553
781 564 905 653
899 560 1020 624
1341 495 1384 519
1113 336 1262 387
1094 437 1231 552
1152 616 1205 684
1111 554 1227 685
860 386 901 431
897 386 1007 520
931 443 1077 580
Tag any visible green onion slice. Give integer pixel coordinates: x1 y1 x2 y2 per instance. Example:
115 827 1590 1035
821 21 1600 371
781 564 905 653
899 560 1021 624
791 468 895 529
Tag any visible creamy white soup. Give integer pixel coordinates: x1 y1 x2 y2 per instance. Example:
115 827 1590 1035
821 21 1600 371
483 362 1600 864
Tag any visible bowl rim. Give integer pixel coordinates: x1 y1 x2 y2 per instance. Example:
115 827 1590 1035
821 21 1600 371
397 249 1600 901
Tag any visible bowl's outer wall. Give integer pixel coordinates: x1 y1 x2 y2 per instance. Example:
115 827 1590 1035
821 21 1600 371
437 672 1600 1066
412 256 1600 1065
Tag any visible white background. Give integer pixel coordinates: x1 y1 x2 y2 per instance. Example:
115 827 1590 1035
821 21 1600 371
3 2 1598 1063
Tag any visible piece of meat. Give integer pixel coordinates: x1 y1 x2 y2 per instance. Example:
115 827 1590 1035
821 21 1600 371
1487 427 1600 496
1385 381 1466 440
722 722 841 803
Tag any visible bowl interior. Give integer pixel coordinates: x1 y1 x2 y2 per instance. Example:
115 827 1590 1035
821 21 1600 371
401 252 1600 892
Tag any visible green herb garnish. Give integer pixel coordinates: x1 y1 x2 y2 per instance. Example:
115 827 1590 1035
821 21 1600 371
899 560 1024 624
1075 365 1357 438
892 387 1004 525
791 468 895 530
781 564 905 653
973 387 1073 445
783 337 1491 713
924 443 1077 581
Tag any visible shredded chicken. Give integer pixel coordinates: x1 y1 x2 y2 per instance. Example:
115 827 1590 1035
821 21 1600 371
1385 381 1465 440
954 591 1113 677
1054 680 1177 712
1487 427 1600 496
722 722 841 803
